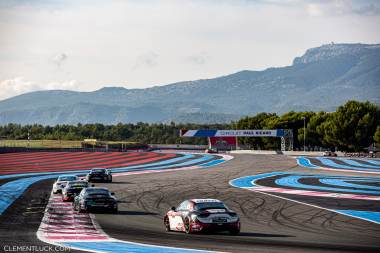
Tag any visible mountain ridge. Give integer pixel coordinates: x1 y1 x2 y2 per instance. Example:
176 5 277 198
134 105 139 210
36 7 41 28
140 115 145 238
0 43 379 125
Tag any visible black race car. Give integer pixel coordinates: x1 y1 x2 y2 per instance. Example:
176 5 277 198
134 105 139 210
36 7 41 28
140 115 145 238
73 187 118 213
62 180 89 202
86 168 112 182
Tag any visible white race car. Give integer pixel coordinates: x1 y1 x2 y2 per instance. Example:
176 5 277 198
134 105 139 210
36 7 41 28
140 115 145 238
164 199 240 234
53 175 79 194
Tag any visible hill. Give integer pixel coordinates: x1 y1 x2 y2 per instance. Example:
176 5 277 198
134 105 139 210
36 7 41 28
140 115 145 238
0 43 379 125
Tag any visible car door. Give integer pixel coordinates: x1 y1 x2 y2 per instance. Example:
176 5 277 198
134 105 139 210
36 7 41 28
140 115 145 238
168 201 188 231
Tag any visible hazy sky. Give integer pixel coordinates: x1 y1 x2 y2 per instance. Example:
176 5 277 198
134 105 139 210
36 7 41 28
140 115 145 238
0 0 379 100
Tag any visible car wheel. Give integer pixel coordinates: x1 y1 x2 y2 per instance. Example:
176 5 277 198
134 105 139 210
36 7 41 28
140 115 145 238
184 217 192 234
164 216 171 232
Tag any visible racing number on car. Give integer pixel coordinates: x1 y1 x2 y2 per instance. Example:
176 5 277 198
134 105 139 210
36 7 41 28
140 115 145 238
168 211 184 231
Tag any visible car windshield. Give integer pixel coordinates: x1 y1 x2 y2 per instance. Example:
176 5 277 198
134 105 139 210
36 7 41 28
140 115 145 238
68 181 88 188
92 169 106 173
86 189 110 196
58 176 77 181
194 202 226 211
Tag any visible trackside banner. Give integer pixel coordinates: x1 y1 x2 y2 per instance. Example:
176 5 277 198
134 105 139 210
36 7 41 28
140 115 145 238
180 129 285 137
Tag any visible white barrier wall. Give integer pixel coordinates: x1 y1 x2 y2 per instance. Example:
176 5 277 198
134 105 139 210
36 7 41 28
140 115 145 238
283 151 325 156
230 150 280 155
230 150 343 156
149 144 208 150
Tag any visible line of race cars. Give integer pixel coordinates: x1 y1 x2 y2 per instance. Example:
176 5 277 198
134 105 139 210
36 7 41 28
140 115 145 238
52 168 117 213
51 168 240 235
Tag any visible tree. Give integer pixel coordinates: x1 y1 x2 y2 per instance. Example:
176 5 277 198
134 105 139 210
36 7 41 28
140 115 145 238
235 113 278 149
374 125 380 147
299 112 329 148
0 100 377 151
321 101 379 151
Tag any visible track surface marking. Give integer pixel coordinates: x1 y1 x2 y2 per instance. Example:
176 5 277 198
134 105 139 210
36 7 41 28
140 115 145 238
1 153 380 253
0 151 231 253
297 157 380 174
230 172 380 224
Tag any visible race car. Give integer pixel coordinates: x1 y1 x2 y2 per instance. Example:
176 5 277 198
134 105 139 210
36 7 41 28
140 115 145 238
86 168 112 183
164 199 240 235
323 151 337 157
205 148 218 154
73 187 118 213
52 175 79 194
62 180 90 202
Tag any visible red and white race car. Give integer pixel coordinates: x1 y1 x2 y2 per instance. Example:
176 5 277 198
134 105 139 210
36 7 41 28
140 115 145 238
164 199 240 234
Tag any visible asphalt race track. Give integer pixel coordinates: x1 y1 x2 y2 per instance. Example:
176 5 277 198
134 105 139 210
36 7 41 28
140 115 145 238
0 152 380 253
0 151 230 253
230 172 380 223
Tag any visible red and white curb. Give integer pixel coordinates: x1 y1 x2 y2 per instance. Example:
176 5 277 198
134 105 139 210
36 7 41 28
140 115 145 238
249 186 380 201
37 192 224 253
37 193 112 242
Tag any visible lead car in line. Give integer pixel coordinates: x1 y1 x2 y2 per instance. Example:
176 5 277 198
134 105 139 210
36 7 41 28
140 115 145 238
164 199 240 235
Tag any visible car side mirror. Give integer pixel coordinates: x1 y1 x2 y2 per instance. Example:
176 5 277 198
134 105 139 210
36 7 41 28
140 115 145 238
111 192 115 196
91 184 95 187
171 206 176 211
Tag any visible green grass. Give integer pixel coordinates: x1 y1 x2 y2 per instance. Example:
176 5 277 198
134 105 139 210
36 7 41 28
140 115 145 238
0 139 143 148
